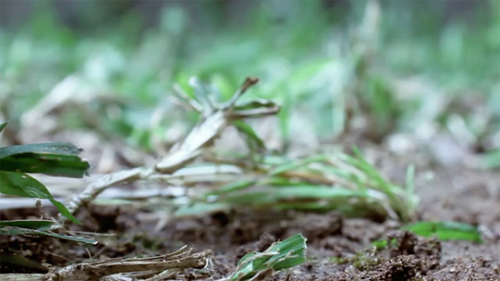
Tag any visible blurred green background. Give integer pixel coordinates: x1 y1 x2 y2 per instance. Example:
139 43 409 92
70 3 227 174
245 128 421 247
1 0 499 167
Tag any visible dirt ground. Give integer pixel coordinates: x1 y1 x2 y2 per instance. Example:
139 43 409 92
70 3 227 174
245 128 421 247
1 155 500 280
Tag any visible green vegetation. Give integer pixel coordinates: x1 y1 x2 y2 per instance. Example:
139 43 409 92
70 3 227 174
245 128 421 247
224 234 307 281
0 0 498 278
185 148 418 222
0 122 94 243
2 1 498 153
402 221 483 243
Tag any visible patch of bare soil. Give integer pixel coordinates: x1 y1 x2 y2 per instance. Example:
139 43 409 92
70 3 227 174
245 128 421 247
1 164 500 280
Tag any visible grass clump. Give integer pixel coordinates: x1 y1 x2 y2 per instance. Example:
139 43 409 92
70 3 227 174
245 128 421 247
187 149 418 223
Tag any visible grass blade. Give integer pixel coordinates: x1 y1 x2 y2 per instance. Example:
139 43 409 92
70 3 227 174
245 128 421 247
0 122 7 134
0 142 83 158
0 143 90 178
233 120 266 151
0 171 81 224
0 226 97 244
403 221 482 243
227 233 307 281
0 220 54 230
268 155 328 176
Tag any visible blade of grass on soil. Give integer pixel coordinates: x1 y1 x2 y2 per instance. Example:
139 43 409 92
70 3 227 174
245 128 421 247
189 149 417 221
341 148 416 221
0 219 54 230
0 226 97 244
0 171 81 224
402 221 482 243
0 122 7 134
225 233 307 281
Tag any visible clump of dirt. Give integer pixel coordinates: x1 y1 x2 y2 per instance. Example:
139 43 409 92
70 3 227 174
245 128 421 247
366 230 441 279
285 230 441 281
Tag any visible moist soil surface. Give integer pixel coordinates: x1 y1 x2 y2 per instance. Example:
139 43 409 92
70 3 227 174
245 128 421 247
1 161 500 280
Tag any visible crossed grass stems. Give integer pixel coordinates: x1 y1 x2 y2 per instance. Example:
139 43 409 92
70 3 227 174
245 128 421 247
149 77 419 224
0 77 416 281
82 76 416 280
65 76 417 227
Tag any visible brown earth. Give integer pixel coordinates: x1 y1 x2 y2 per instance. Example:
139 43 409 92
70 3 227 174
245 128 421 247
1 164 500 280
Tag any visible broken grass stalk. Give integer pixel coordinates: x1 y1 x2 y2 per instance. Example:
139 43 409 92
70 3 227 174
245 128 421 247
0 246 212 281
56 77 274 227
156 77 262 173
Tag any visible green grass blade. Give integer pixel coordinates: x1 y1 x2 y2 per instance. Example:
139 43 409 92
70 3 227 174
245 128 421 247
223 185 369 205
0 122 7 134
233 99 279 111
0 142 89 178
268 155 328 176
0 153 90 178
232 120 266 151
206 179 256 196
402 221 482 243
346 147 414 221
0 142 83 159
0 220 54 230
267 233 307 270
228 233 307 281
0 171 81 225
0 226 97 244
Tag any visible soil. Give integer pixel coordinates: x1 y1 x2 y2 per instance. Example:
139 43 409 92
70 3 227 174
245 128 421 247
1 157 500 280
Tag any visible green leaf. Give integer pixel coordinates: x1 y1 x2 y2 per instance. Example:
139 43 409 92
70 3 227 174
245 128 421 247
268 233 307 270
224 185 368 205
0 122 7 134
233 120 266 151
207 179 256 195
229 233 307 280
0 171 81 225
264 177 311 186
371 238 397 250
402 221 482 243
0 219 54 230
371 239 388 249
233 99 279 111
0 142 83 159
0 153 90 178
0 143 89 178
0 226 97 244
268 155 328 176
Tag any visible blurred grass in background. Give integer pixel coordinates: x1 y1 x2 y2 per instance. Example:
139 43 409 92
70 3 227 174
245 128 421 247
0 0 499 166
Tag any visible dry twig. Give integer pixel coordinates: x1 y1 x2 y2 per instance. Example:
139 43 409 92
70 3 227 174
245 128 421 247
1 247 212 281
